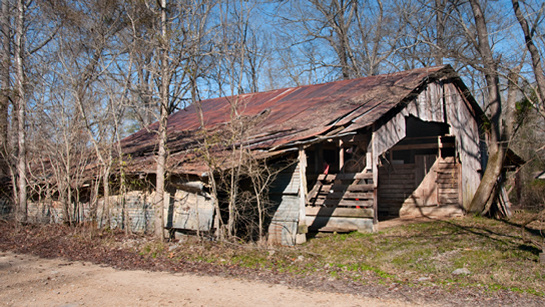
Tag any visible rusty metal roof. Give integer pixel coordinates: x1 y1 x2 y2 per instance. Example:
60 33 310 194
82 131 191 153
120 65 459 176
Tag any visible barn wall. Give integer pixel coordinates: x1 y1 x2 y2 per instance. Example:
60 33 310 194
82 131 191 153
25 188 214 234
268 163 300 246
401 82 481 210
96 191 156 232
368 111 406 170
404 81 445 122
444 83 481 209
169 190 214 231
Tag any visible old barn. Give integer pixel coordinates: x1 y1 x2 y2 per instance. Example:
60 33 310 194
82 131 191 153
13 65 486 246
109 65 484 245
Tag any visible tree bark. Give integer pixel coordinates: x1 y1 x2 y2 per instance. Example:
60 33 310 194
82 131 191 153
0 0 9 155
511 0 545 112
505 66 522 138
14 0 26 222
467 0 504 213
435 0 446 66
154 0 168 239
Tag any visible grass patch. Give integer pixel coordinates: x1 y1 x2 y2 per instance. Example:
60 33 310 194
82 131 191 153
157 215 542 296
295 215 544 296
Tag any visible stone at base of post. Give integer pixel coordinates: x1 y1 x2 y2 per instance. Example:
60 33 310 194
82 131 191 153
296 224 308 244
296 233 307 244
540 253 545 264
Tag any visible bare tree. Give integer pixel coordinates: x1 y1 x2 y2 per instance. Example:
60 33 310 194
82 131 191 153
14 0 27 222
125 0 217 239
0 0 9 164
275 0 405 80
511 0 545 117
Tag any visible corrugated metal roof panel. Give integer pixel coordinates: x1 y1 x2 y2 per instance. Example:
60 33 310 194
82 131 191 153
119 66 453 175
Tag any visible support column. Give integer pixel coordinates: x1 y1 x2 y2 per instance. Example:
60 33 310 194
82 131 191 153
297 146 308 244
339 139 344 171
370 128 379 231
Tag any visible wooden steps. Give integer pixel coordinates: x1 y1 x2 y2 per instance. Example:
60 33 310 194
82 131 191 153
306 172 375 232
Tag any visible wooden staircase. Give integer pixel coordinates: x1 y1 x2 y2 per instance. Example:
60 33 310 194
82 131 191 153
305 172 375 232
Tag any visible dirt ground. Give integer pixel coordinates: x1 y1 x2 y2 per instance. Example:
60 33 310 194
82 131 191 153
0 251 421 307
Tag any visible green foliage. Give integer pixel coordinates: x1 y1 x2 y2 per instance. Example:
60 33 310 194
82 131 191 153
515 96 533 125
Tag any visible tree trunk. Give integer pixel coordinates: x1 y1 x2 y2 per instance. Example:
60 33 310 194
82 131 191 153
435 0 446 66
14 0 26 222
505 66 522 138
511 0 545 113
154 0 168 239
467 0 504 213
0 0 9 156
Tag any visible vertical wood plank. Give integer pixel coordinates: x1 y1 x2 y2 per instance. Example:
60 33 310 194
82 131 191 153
297 146 308 244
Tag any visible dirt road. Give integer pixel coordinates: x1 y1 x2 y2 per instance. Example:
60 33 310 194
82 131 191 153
1 251 423 307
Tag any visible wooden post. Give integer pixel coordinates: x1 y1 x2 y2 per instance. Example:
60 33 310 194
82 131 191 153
297 146 308 244
339 139 344 171
438 136 442 158
371 129 379 231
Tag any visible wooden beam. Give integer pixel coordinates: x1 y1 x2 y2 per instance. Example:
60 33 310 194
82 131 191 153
306 216 374 232
310 199 373 207
317 192 374 200
305 207 374 218
317 173 373 181
391 143 454 151
310 183 374 193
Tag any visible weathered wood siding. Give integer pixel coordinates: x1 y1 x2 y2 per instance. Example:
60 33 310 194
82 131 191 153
378 164 417 217
436 157 460 206
368 111 406 173
305 172 374 232
400 82 481 210
268 164 300 246
25 189 215 233
394 157 463 218
444 83 481 209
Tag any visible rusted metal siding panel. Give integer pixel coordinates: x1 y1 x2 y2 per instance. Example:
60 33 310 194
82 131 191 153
268 195 299 246
115 66 453 177
98 191 155 233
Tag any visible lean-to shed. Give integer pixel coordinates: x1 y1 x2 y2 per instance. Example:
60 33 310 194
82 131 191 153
115 65 485 245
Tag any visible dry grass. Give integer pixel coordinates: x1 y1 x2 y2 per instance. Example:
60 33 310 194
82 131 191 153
1 212 544 301
297 213 545 295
